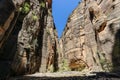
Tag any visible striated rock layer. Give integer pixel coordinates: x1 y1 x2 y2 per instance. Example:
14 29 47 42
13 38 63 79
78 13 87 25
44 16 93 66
0 0 59 78
60 0 120 72
0 0 120 79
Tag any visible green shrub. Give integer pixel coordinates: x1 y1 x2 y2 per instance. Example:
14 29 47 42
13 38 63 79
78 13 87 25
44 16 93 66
40 2 45 8
21 2 30 14
32 15 38 21
59 59 70 72
32 12 39 21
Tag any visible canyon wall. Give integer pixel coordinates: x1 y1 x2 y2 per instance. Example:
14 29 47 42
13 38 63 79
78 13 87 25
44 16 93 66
0 0 120 79
60 0 120 72
0 0 59 78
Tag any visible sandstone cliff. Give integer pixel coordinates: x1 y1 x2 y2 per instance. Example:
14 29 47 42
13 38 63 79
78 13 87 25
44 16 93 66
60 0 120 73
0 0 120 79
0 0 59 78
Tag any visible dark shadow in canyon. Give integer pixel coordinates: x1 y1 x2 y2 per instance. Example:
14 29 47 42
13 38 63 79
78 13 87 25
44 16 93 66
53 41 59 72
0 0 17 78
0 0 15 25
35 5 46 72
111 28 120 73
0 11 27 78
0 0 30 78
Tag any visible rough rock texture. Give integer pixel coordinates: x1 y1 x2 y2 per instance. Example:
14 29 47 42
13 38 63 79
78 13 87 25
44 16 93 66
0 0 59 78
1 0 120 79
0 0 25 78
60 0 120 73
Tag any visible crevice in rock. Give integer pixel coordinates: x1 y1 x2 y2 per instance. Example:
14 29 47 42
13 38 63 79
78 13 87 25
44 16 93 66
97 21 107 33
112 0 115 2
89 7 95 23
111 5 115 10
109 23 115 34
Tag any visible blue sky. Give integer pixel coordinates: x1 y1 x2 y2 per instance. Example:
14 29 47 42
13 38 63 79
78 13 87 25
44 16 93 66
52 0 80 38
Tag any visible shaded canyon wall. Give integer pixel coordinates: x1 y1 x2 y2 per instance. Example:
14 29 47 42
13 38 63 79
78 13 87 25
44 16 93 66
0 0 59 78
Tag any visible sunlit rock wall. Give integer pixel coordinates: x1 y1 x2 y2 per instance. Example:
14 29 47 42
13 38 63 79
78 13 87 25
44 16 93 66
60 0 120 72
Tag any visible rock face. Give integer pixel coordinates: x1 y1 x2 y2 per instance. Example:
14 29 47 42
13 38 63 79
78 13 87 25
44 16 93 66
0 0 24 78
0 0 59 78
60 0 120 72
1 0 120 79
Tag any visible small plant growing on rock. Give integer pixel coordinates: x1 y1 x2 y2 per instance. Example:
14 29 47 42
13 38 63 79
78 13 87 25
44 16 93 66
32 12 39 21
40 1 45 8
99 53 113 72
32 15 38 21
20 2 30 14
59 59 70 72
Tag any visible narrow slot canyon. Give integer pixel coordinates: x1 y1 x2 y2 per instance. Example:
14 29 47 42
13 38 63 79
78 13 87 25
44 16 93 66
0 0 120 80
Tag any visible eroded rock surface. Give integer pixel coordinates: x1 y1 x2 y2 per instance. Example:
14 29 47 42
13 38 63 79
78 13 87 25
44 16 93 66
0 0 120 79
0 0 59 78
12 0 59 75
60 0 120 73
